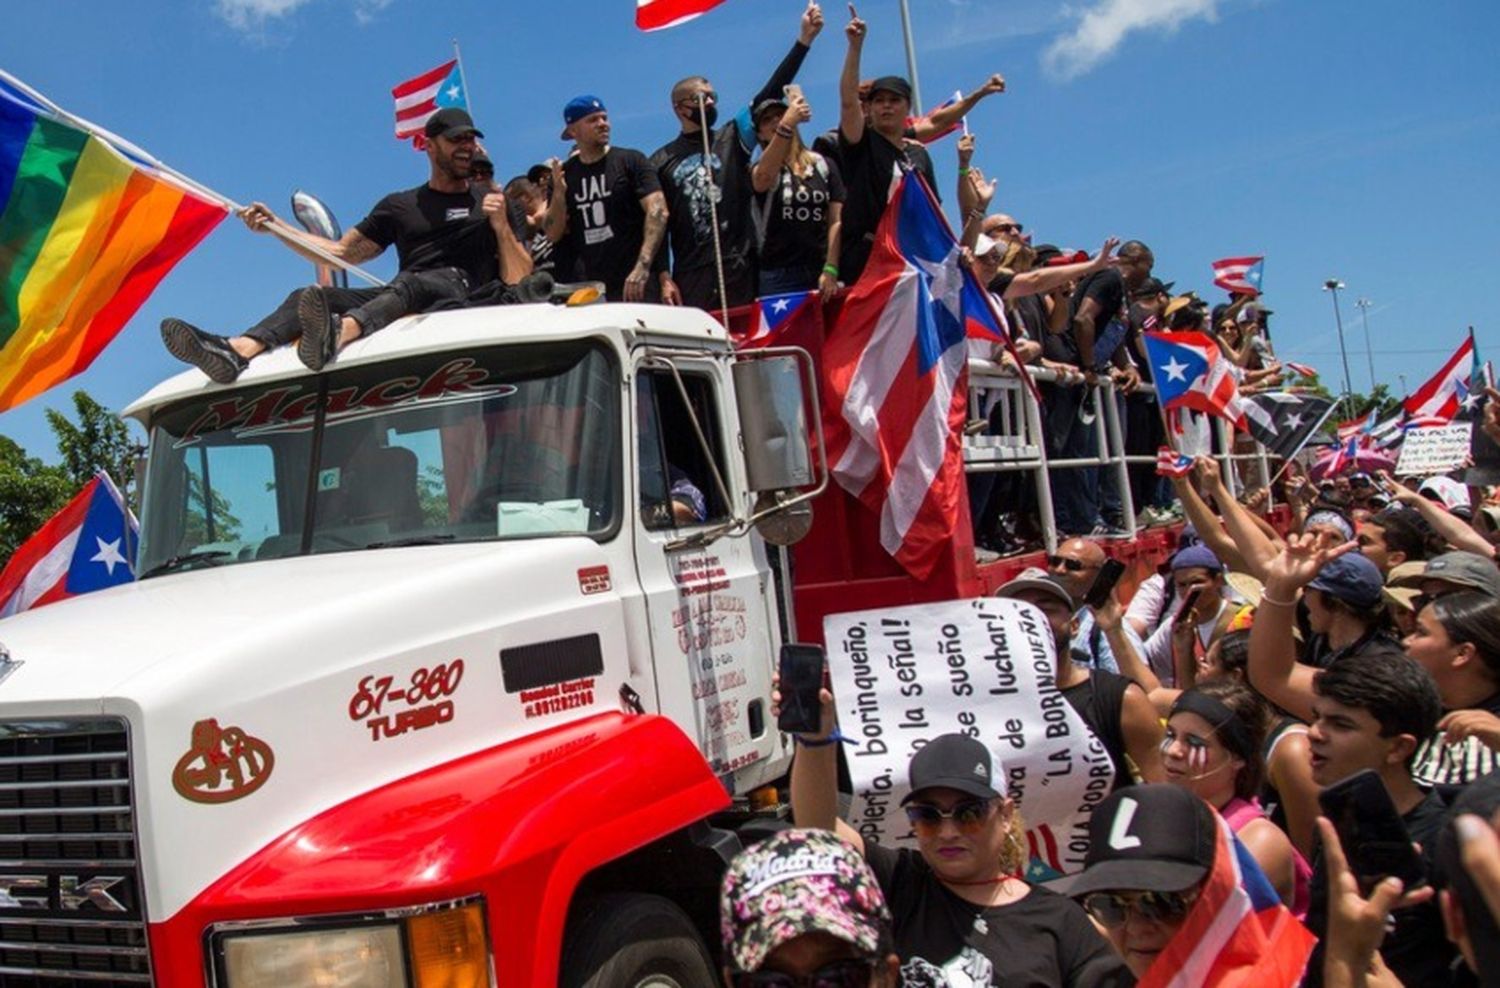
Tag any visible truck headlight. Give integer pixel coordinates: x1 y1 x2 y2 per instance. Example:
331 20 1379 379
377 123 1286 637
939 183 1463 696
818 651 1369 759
215 900 489 988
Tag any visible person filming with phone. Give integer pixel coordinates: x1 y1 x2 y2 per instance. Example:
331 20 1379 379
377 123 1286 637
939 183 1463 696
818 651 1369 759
779 674 1133 985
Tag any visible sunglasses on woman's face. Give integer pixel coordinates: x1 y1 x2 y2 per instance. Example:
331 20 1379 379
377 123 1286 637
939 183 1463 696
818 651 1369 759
903 798 994 835
733 958 878 988
1083 889 1197 928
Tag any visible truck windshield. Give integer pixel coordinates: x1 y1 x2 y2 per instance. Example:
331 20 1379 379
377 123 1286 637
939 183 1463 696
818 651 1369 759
137 340 620 576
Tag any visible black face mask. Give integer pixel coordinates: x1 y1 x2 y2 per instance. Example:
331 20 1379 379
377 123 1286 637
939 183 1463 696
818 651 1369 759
689 101 718 130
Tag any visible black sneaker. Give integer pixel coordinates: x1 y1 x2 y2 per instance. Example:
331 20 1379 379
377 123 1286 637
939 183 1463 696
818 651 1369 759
296 287 340 372
160 318 247 384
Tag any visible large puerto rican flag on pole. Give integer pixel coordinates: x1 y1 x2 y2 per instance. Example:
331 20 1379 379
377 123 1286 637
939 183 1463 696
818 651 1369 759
1404 334 1475 427
392 59 467 147
823 173 1010 579
1142 331 1247 427
636 0 730 30
0 473 137 618
1211 256 1265 296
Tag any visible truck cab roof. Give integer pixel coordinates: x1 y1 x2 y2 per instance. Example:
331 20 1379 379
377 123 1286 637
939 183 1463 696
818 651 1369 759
124 301 730 425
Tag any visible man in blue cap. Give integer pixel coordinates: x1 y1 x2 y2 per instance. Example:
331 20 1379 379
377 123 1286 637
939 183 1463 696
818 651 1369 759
543 95 670 302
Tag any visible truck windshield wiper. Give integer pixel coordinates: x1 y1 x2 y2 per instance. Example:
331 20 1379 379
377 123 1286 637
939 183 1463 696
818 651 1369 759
363 534 458 549
139 550 233 579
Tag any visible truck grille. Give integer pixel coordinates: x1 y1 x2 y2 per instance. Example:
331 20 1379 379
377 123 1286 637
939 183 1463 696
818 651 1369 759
0 720 150 985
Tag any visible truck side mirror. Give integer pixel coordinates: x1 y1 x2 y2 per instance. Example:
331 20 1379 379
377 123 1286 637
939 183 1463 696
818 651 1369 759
732 355 813 492
732 350 827 547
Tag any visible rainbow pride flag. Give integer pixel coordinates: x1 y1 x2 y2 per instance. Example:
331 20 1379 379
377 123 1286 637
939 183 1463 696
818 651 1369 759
0 82 227 412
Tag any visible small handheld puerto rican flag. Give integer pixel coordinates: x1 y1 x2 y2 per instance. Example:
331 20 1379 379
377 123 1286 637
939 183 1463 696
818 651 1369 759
1284 361 1317 379
741 290 818 348
1156 447 1195 478
1211 256 1265 297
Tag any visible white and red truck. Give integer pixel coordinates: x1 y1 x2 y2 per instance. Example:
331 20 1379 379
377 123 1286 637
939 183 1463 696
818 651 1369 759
0 298 1180 986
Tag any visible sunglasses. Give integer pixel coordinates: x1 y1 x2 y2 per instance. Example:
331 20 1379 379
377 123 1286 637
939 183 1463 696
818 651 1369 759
1046 554 1089 572
675 91 718 106
1083 889 1197 928
903 798 994 834
733 959 878 988
993 222 1023 234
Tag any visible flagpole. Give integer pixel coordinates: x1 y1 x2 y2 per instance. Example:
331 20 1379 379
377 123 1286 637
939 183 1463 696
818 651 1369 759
0 69 388 289
452 39 474 119
897 0 924 111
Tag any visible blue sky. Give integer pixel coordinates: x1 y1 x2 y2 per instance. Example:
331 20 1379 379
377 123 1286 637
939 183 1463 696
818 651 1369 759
3 0 1497 457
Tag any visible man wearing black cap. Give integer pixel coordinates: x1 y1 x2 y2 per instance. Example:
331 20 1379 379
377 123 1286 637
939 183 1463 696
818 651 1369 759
160 107 534 382
544 95 669 302
834 9 940 285
649 2 824 310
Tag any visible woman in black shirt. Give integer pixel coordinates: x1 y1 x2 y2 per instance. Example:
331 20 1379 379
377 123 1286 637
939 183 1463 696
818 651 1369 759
750 88 844 300
788 699 1133 987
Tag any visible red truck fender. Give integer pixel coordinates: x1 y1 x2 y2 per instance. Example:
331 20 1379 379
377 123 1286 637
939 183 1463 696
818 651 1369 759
148 712 731 986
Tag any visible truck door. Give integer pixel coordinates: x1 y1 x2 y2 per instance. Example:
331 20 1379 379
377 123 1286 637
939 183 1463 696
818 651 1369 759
631 360 777 782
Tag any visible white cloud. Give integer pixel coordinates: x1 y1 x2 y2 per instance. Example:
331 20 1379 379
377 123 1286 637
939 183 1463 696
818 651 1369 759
1043 0 1220 80
214 0 394 32
215 0 314 31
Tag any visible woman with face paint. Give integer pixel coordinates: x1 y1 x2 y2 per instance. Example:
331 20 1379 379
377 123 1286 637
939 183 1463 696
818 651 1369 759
1160 681 1310 918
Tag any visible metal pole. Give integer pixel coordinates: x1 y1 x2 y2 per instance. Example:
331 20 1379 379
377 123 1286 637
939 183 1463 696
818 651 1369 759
451 39 474 120
1399 373 1408 395
1355 297 1376 391
1323 279 1353 404
897 0 924 111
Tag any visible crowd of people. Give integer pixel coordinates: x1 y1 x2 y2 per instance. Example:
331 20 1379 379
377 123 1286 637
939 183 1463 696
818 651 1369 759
139 5 1500 984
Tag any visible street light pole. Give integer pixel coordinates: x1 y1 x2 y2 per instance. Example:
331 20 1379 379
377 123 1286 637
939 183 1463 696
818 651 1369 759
1323 279 1353 407
1354 297 1376 392
897 0 924 111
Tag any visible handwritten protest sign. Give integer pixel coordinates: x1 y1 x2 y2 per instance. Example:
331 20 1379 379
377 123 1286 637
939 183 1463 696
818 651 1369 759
825 598 1115 876
1396 423 1472 477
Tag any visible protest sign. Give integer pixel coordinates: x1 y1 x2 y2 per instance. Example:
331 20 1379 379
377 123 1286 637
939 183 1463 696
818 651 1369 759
824 597 1115 877
1395 422 1472 477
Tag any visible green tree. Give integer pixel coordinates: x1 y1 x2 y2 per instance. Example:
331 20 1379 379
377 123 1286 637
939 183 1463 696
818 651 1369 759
0 436 73 568
45 391 137 506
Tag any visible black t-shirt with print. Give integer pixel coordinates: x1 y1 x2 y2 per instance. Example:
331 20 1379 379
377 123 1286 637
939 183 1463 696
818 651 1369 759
837 129 940 283
863 842 1133 987
754 152 846 273
1305 789 1455 988
561 147 662 299
355 184 498 288
1065 268 1127 369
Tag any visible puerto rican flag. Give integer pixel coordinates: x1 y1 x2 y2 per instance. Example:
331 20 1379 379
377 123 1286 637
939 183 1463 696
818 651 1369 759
636 0 729 30
392 59 467 147
1404 335 1475 425
1139 816 1315 988
0 473 137 618
823 173 1011 578
1155 447 1196 478
1284 361 1317 379
740 290 818 349
1211 256 1265 296
1325 434 1361 476
1142 331 1246 427
1335 410 1374 441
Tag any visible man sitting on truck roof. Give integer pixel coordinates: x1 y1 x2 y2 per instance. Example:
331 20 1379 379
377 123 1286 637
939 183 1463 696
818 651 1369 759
160 107 536 385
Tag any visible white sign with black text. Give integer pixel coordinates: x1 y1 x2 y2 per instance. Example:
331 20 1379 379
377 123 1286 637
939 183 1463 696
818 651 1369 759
1395 422 1473 477
824 598 1116 876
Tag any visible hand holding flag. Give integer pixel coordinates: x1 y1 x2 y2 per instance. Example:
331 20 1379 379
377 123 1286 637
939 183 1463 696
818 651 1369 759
1156 447 1195 478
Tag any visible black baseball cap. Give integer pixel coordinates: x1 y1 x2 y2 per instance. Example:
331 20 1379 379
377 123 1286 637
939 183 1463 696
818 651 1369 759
424 107 483 141
900 734 1004 805
470 153 494 175
1061 785 1216 897
526 163 551 185
868 76 912 102
1131 277 1172 299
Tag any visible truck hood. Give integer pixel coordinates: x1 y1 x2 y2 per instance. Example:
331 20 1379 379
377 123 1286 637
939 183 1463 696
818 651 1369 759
0 542 578 702
0 539 638 920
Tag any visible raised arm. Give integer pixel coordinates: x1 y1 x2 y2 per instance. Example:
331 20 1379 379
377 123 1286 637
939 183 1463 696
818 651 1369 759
541 158 569 245
839 7 867 144
1168 470 1252 573
1381 472 1497 558
1005 239 1119 300
750 1 822 110
1095 594 1178 714
783 677 867 853
484 191 534 283
1247 535 1357 722
1198 456 1281 579
751 94 811 193
240 201 383 268
909 74 1005 142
